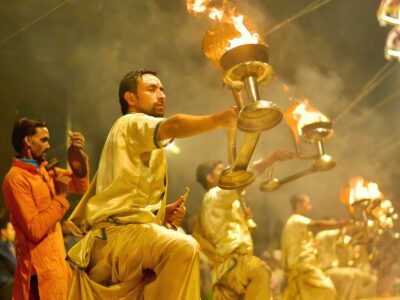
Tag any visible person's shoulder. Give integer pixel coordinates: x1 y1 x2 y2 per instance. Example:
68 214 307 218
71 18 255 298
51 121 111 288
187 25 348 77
289 214 311 226
125 113 161 122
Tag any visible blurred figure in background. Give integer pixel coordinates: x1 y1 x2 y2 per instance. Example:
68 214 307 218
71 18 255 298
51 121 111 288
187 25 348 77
262 250 285 300
194 150 292 300
0 213 16 300
281 193 348 300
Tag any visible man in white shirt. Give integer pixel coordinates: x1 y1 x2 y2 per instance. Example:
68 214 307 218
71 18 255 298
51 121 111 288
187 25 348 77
281 193 347 300
67 69 238 300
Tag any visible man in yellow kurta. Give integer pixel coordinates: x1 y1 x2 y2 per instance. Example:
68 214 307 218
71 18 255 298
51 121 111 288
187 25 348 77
281 193 347 300
66 69 238 300
194 151 292 300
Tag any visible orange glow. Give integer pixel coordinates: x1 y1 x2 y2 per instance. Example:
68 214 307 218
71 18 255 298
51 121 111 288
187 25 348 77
186 0 208 14
226 14 259 50
186 0 261 50
348 177 382 205
284 99 330 136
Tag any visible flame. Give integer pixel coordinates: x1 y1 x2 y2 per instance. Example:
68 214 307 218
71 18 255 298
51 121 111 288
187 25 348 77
187 0 209 14
378 0 400 26
348 177 382 205
285 99 330 136
226 14 259 50
186 0 260 50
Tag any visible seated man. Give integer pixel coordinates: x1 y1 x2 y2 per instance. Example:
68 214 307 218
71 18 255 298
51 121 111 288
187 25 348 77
194 151 292 300
281 193 347 300
66 69 238 300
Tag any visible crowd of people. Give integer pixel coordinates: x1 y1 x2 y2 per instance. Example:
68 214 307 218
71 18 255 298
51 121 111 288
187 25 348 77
1 69 399 300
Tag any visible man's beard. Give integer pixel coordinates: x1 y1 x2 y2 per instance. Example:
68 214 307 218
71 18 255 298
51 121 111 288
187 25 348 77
34 151 47 163
139 107 164 118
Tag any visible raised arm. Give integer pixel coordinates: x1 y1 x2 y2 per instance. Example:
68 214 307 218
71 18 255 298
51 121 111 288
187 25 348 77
157 107 238 141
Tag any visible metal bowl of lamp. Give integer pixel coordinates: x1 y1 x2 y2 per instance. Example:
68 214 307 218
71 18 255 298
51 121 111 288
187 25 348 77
300 121 333 143
238 100 282 132
218 167 255 190
259 178 281 192
312 154 336 172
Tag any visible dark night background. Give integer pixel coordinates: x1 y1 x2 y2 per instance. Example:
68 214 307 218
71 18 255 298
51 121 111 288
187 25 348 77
0 0 399 254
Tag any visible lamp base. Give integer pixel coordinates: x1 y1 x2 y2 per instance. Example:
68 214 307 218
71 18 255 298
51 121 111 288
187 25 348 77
218 168 255 190
238 100 282 132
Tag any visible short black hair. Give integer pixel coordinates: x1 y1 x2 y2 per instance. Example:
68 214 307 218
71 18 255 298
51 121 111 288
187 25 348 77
118 69 158 115
196 160 222 190
11 118 47 153
290 193 308 211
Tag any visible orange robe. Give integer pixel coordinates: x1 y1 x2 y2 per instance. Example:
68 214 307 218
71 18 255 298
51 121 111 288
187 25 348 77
2 159 89 300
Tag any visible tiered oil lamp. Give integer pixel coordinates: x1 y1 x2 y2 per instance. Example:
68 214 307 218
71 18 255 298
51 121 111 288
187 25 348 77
260 99 335 192
203 21 282 189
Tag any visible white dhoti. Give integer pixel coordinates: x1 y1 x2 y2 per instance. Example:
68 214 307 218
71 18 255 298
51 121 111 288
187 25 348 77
68 223 200 300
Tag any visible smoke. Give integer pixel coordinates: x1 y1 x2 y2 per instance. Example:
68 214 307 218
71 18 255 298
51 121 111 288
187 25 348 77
0 0 399 254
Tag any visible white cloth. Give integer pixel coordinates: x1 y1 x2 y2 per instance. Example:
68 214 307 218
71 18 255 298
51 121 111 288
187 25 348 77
66 113 201 300
69 113 171 234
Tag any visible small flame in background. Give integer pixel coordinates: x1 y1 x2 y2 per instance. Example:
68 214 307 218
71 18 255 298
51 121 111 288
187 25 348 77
289 99 330 136
349 177 382 205
377 0 400 26
186 0 260 50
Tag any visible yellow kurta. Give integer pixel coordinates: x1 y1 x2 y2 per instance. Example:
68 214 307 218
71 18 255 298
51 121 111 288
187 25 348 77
194 187 270 300
281 214 336 300
67 113 200 300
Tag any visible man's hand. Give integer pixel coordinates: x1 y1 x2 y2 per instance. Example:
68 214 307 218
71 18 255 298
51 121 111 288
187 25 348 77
252 150 294 176
214 106 239 128
54 167 72 195
68 131 85 149
165 196 187 226
266 150 294 164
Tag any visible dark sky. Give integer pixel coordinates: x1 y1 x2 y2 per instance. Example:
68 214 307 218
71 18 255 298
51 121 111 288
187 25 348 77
0 0 399 253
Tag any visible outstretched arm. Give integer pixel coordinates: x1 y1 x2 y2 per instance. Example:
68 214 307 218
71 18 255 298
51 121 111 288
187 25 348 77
157 107 238 141
250 150 294 177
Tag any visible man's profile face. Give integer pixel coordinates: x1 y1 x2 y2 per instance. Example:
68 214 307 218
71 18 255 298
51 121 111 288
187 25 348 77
27 127 50 162
207 163 225 188
298 196 312 215
135 74 166 117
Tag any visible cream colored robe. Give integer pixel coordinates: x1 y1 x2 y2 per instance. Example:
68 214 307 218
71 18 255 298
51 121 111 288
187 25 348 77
281 214 336 300
67 113 200 300
194 187 270 300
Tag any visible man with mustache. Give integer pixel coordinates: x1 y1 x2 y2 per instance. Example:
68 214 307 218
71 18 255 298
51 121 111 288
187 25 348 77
67 69 238 300
2 118 89 300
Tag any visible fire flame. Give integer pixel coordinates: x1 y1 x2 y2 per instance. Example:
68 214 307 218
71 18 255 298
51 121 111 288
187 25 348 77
186 0 260 50
348 177 382 205
285 99 330 136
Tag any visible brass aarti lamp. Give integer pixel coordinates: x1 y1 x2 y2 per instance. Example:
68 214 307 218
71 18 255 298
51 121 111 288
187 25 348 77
203 21 282 189
260 99 335 192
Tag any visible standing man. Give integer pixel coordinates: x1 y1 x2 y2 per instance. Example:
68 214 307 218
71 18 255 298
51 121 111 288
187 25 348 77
193 151 292 300
2 118 89 300
67 69 238 300
281 193 347 300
